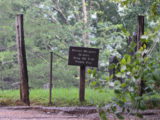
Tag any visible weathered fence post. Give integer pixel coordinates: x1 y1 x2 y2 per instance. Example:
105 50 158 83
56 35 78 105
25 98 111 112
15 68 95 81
49 52 53 105
109 56 119 81
16 14 30 106
137 16 144 50
137 15 145 96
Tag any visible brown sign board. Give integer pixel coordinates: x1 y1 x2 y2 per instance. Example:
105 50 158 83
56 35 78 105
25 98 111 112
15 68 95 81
68 46 99 67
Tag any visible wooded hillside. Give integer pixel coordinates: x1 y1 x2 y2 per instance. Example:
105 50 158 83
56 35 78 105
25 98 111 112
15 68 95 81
0 0 159 91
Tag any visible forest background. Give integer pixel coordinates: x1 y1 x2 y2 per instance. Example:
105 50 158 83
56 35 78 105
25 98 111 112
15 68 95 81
0 0 160 92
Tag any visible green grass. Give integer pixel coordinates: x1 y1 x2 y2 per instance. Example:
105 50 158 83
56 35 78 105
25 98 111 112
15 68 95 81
0 88 114 106
143 93 160 109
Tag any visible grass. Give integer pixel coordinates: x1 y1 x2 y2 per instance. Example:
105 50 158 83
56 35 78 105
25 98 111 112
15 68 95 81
0 88 114 106
0 88 160 109
144 93 160 109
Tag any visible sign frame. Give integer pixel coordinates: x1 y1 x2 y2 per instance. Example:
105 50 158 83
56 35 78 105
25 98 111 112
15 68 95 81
68 46 99 67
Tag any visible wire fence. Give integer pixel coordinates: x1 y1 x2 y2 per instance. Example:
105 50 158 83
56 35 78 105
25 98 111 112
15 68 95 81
0 46 79 90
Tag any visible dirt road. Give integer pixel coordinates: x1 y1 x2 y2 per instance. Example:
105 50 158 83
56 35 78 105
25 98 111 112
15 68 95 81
0 107 160 120
0 108 89 120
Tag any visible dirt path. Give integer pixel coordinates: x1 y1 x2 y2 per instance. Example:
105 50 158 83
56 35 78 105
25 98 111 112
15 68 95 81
0 109 89 120
0 107 160 120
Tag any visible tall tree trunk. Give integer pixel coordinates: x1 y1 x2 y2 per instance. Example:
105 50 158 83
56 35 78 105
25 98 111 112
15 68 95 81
82 0 89 46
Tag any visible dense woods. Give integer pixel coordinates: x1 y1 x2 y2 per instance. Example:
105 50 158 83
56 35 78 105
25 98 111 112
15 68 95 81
0 0 160 114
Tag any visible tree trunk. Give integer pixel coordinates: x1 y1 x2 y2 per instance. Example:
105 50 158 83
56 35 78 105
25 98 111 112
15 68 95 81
82 0 89 46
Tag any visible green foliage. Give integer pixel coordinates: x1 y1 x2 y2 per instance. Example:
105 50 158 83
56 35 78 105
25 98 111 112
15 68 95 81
98 109 107 120
0 0 128 89
88 0 160 116
0 2 160 119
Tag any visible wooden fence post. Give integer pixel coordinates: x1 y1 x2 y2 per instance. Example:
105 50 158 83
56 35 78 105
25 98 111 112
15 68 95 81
16 14 30 106
109 56 119 81
137 16 144 50
137 15 145 96
49 52 53 105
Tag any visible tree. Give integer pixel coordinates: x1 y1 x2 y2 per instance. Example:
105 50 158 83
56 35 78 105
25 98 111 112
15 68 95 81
82 0 89 46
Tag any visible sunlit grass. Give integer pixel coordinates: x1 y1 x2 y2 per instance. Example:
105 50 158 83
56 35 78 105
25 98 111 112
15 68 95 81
0 88 114 106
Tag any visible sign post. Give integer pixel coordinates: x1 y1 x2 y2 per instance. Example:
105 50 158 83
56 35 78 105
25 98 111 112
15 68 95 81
80 65 85 101
68 46 99 102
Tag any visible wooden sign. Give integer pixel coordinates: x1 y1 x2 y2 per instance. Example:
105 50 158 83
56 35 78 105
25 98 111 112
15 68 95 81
68 46 99 67
68 46 99 102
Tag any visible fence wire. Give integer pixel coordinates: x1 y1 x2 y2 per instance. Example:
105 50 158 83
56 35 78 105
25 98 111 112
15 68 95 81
0 45 80 90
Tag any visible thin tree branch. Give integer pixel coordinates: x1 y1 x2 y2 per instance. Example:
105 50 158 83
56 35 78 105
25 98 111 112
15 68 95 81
51 0 69 24
52 6 68 24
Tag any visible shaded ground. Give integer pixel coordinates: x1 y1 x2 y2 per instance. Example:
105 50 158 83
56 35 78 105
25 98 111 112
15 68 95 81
0 106 160 120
